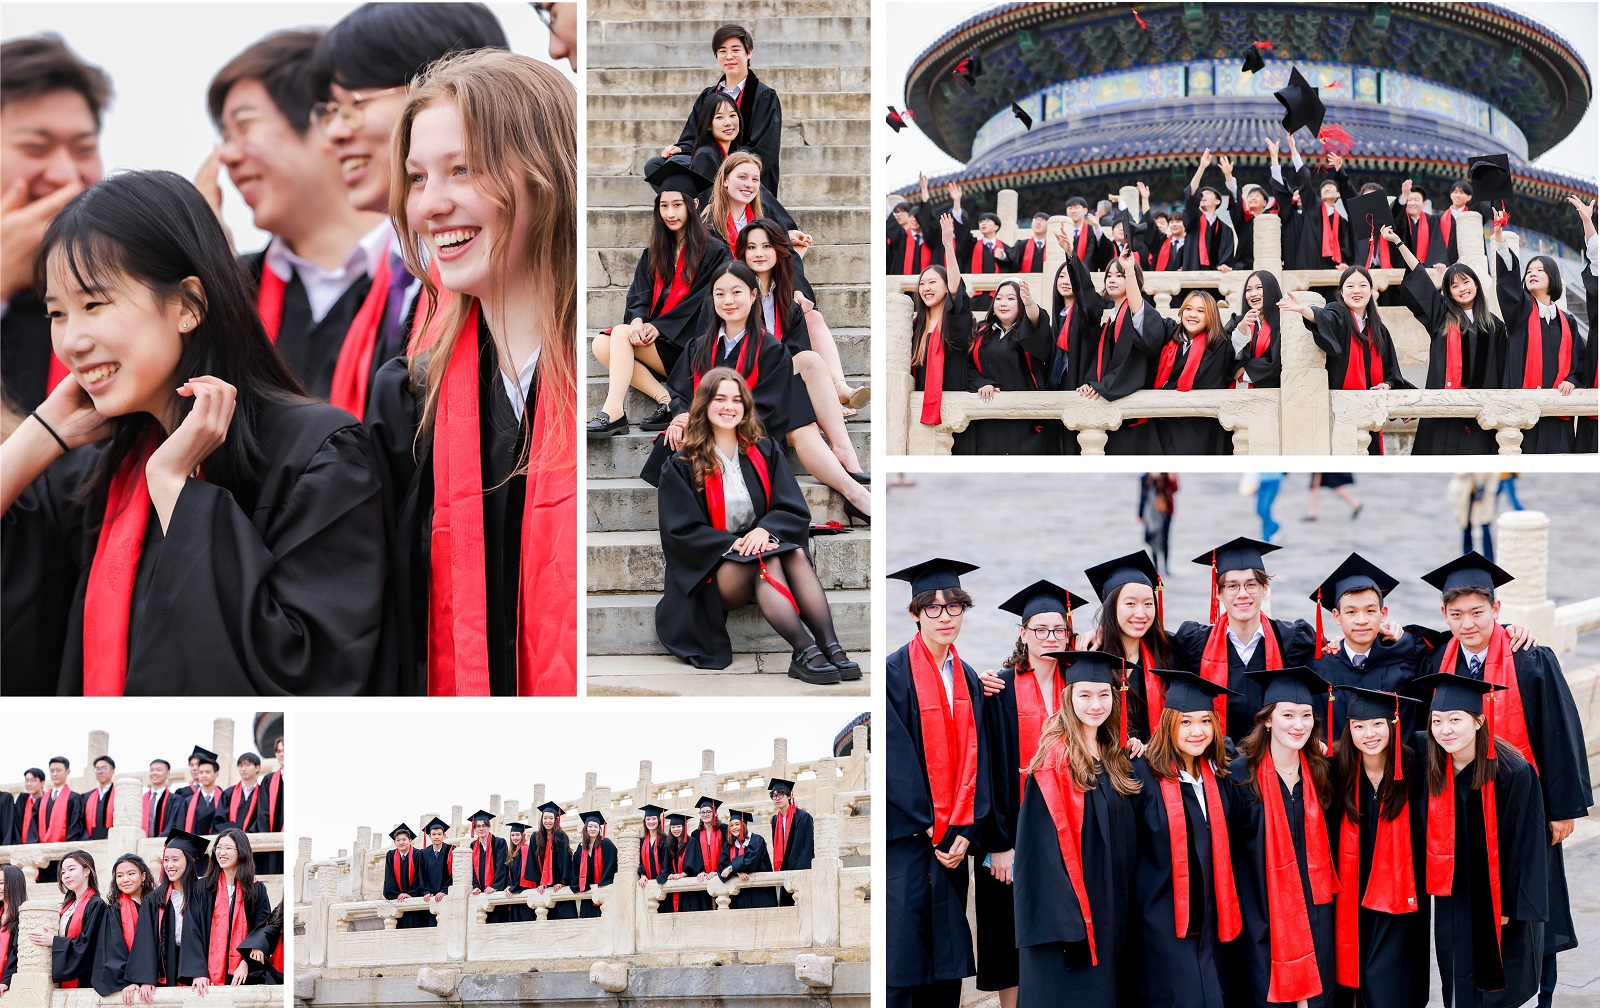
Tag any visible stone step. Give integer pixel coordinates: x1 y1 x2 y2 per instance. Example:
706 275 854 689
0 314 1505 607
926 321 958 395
586 283 870 330
586 116 869 150
586 589 871 653
587 66 868 96
587 40 868 71
589 244 868 291
588 89 867 124
585 651 873 697
588 530 869 594
583 374 872 425
589 0 866 20
587 476 847 531
588 171 869 209
584 325 869 376
586 424 870 480
592 16 866 44
587 143 870 178
587 206 866 250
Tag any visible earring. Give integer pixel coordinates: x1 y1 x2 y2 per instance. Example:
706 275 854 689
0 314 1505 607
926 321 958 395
180 321 191 331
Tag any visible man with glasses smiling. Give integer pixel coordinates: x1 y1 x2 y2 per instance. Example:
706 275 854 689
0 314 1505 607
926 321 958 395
887 558 996 1008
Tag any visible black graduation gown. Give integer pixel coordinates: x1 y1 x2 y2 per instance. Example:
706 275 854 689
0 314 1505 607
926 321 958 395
1061 223 1114 271
620 237 731 375
1496 249 1582 453
1146 316 1235 455
567 839 618 917
674 72 782 196
771 806 814 908
1171 619 1319 743
126 887 195 987
1331 753 1430 1008
1227 755 1338 1008
1048 254 1104 397
1227 199 1282 271
367 314 545 694
1395 265 1506 454
887 203 943 273
236 905 283 984
1395 212 1447 267
4 397 389 695
51 894 105 988
93 895 142 996
681 827 727 913
912 280 977 455
1 923 16 989
1 289 55 410
78 786 113 840
1014 764 1135 1008
179 877 272 985
14 793 42 845
1226 308 1282 389
168 788 224 837
951 230 1007 312
468 836 510 892
653 436 812 668
384 850 430 928
252 773 284 876
723 834 777 908
1083 300 1174 455
1311 634 1426 738
658 841 690 913
1578 260 1597 452
1293 171 1357 270
1007 236 1050 275
0 792 14 846
533 835 577 919
1416 750 1548 1008
966 310 1054 455
886 640 994 989
1182 194 1236 272
1309 305 1412 392
1425 643 1591 958
418 843 453 901
1126 757 1239 1008
243 251 376 400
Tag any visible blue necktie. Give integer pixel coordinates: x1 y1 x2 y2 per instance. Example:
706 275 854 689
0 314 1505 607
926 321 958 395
378 253 413 356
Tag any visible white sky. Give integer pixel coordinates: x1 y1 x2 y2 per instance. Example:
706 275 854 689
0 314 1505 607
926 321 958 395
881 1 1598 189
294 709 868 855
0 2 576 251
1 710 275 789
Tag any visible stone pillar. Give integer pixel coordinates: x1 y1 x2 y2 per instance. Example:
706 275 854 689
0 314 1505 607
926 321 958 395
352 827 372 900
1253 212 1283 275
445 834 474 961
886 292 913 455
213 717 236 787
451 805 462 832
1277 293 1331 454
107 774 144 878
635 760 653 809
1496 510 1557 643
88 729 110 770
12 901 59 1003
489 793 502 819
532 784 546 809
593 786 613 812
996 188 1019 243
809 813 842 947
698 750 718 802
1458 212 1494 315
771 737 789 782
503 799 520 826
1118 184 1141 225
583 773 598 811
612 827 640 955
1042 213 1071 275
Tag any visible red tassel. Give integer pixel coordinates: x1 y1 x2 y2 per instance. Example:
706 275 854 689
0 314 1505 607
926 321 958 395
1317 123 1354 160
1253 40 1273 49
1128 5 1149 29
1155 576 1165 629
1314 588 1326 655
1392 697 1404 781
1327 685 1335 749
1208 552 1220 624
1485 691 1497 760
1119 658 1129 747
1323 81 1344 89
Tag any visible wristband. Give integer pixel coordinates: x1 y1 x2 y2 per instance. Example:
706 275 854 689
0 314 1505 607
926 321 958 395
29 411 70 453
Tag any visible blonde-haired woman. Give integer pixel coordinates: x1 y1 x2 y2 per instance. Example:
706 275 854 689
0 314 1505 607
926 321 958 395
703 152 807 253
367 49 576 696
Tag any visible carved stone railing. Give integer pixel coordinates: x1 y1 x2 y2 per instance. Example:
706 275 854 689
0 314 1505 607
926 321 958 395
1330 388 1600 454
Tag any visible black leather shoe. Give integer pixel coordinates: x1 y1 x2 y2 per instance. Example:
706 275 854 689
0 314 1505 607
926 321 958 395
822 642 862 680
788 644 841 685
586 412 627 439
638 403 673 431
843 499 870 526
848 471 871 485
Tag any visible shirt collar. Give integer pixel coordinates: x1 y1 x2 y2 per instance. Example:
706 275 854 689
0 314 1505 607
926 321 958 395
263 221 390 286
1227 624 1264 650
1537 301 1558 322
500 346 542 422
719 325 747 353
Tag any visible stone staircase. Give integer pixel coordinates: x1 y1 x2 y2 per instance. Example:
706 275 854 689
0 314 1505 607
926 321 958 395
585 0 871 694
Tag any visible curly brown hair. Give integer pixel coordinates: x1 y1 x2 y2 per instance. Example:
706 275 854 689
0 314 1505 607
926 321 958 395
678 366 766 490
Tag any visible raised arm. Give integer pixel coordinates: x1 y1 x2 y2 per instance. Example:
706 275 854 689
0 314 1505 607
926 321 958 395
941 213 963 290
1187 149 1212 198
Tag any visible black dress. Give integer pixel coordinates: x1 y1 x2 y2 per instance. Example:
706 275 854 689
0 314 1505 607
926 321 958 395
1495 247 1583 453
1395 264 1506 454
179 877 273 985
1083 299 1168 454
966 309 1054 455
620 238 732 376
1145 316 1236 455
911 280 976 455
2 399 390 695
51 894 106 989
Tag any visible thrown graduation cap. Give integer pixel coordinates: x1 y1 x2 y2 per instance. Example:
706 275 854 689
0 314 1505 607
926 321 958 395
1345 190 1396 244
953 50 983 87
1241 41 1271 75
1336 684 1418 722
998 579 1089 622
1083 550 1159 603
389 823 416 841
639 803 667 818
163 827 210 861
1193 536 1280 576
424 816 450 834
1312 552 1399 612
694 795 724 811
537 801 564 819
1420 551 1514 595
1155 669 1239 714
645 155 713 198
1011 102 1033 130
507 822 527 834
766 778 795 794
886 106 911 133
1245 665 1331 709
1467 153 1514 205
469 809 495 824
1275 67 1325 136
1044 650 1133 687
1411 671 1506 714
580 811 606 826
889 557 980 596
727 808 755 824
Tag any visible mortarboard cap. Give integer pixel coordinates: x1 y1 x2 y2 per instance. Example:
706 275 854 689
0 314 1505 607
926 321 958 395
694 795 724 811
889 557 979 596
1044 650 1133 687
665 811 690 825
1192 536 1280 576
886 106 910 133
1421 551 1514 596
1244 666 1331 709
645 155 713 199
1083 550 1159 603
188 746 220 769
1411 672 1506 715
1312 552 1399 612
1404 624 1454 651
1335 685 1418 722
639 804 667 818
537 801 564 819
766 778 795 794
953 51 983 87
1011 102 1033 130
998 579 1089 622
1467 154 1514 205
1274 67 1326 136
507 822 527 834
162 827 209 862
424 817 450 834
580 811 606 826
1241 41 1270 75
1154 669 1239 714
389 823 416 841
1344 190 1396 241
469 809 495 824
727 808 755 824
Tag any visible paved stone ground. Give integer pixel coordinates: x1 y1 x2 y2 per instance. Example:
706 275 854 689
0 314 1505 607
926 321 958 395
888 472 1600 669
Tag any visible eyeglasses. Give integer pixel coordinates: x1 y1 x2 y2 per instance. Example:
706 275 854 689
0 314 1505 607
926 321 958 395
922 603 965 617
1026 626 1071 640
311 85 407 132
1220 580 1264 596
533 2 555 28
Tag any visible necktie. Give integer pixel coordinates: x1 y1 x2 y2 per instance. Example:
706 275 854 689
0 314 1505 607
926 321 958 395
1351 653 1366 669
1468 654 1484 679
377 252 412 356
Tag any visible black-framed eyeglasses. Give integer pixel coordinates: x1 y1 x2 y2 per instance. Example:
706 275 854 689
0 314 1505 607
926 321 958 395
311 85 407 132
922 603 965 617
1027 626 1070 640
533 2 555 28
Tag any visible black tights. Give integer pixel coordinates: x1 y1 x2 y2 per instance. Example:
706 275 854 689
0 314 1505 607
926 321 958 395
715 550 839 653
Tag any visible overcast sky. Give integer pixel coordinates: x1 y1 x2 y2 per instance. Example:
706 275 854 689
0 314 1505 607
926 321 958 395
880 1 1598 189
295 709 868 856
2 2 575 252
2 710 273 787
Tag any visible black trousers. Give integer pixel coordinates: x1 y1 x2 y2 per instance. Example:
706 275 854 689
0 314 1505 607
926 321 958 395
886 980 962 1008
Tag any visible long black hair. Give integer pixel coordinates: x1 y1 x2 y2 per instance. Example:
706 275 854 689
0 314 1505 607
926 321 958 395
1438 262 1495 336
692 261 770 377
153 842 204 907
35 170 308 507
106 852 156 905
694 91 740 156
0 863 25 933
1241 269 1283 334
733 217 800 334
649 187 712 290
203 827 258 897
1335 264 1391 351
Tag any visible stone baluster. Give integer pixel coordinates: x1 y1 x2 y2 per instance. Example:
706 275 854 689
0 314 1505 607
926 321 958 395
351 827 372 900
489 793 502 820
583 773 598 812
88 729 110 777
635 760 653 810
503 799 520 827
1253 210 1283 275
1457 212 1494 315
444 831 473 961
612 827 640 956
107 774 144 875
1041 213 1071 275
808 811 842 947
886 291 913 455
13 901 59 1003
451 805 462 832
771 737 789 783
532 783 546 810
593 786 613 812
1496 510 1557 642
214 717 236 788
996 188 1019 244
1275 247 1332 453
698 750 718 802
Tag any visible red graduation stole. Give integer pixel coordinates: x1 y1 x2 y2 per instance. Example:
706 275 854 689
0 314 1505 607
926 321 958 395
1197 214 1212 268
1073 224 1092 261
1200 619 1283 728
0 923 8 988
918 312 947 425
642 836 662 877
772 806 795 870
227 784 259 832
474 838 494 889
1159 763 1241 940
540 836 555 886
1442 626 1537 773
1443 325 1464 389
1020 240 1041 273
1032 744 1099 963
1013 661 1054 794
425 300 577 696
184 787 218 833
1154 332 1207 391
390 849 418 890
1056 303 1074 352
1334 749 1417 988
1367 234 1392 269
1252 318 1273 360
1139 641 1165 733
43 785 74 843
1096 301 1130 381
57 889 98 989
327 251 395 422
725 205 750 245
266 771 282 829
651 247 694 317
142 790 158 837
1410 213 1430 263
256 265 286 342
902 234 931 275
1256 753 1337 1002
1522 303 1573 390
910 634 978 842
85 786 113 833
702 442 795 611
207 879 247 984
1426 762 1503 966
578 843 602 890
1342 313 1386 390
699 826 722 873
693 329 761 395
1154 238 1173 271
1321 205 1341 261
82 433 157 696
20 795 38 844
512 843 534 888
115 892 139 951
670 847 686 910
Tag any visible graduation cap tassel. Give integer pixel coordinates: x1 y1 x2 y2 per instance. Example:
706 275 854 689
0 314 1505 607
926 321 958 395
1252 40 1273 49
1314 588 1326 655
1317 123 1353 160
1127 5 1149 29
1484 690 1497 760
1392 696 1404 781
1155 576 1165 629
1119 658 1129 748
1208 552 1220 624
1327 685 1335 749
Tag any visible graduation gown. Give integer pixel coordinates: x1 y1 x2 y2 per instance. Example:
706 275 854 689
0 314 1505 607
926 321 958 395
1308 305 1412 392
568 839 618 917
1416 749 1548 1008
1126 758 1239 1008
126 887 194 987
886 640 994 989
620 237 732 375
3 398 389 695
966 310 1054 455
952 229 1007 312
912 280 977 455
218 783 261 836
1311 635 1426 738
1060 223 1114 272
1145 316 1236 455
1227 195 1282 271
1014 763 1135 1008
1292 171 1357 270
1396 265 1506 454
0 793 14 846
1226 308 1283 389
1332 753 1430 1008
1394 212 1447 267
1082 300 1172 455
681 826 727 913
79 785 115 840
658 841 691 913
51 894 105 988
1182 193 1236 272
1007 235 1051 275
252 772 284 876
93 894 143 996
653 436 812 667
1171 619 1319 743
243 251 377 400
887 204 943 273
1227 755 1337 1007
169 787 225 837
418 843 454 899
1495 248 1582 453
771 806 813 908
1 289 55 411
1578 259 1597 452
383 849 430 928
1 923 16 990
673 72 782 196
235 905 283 984
722 834 777 908
179 877 272 986
468 836 510 892
1048 255 1104 407
532 835 576 919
